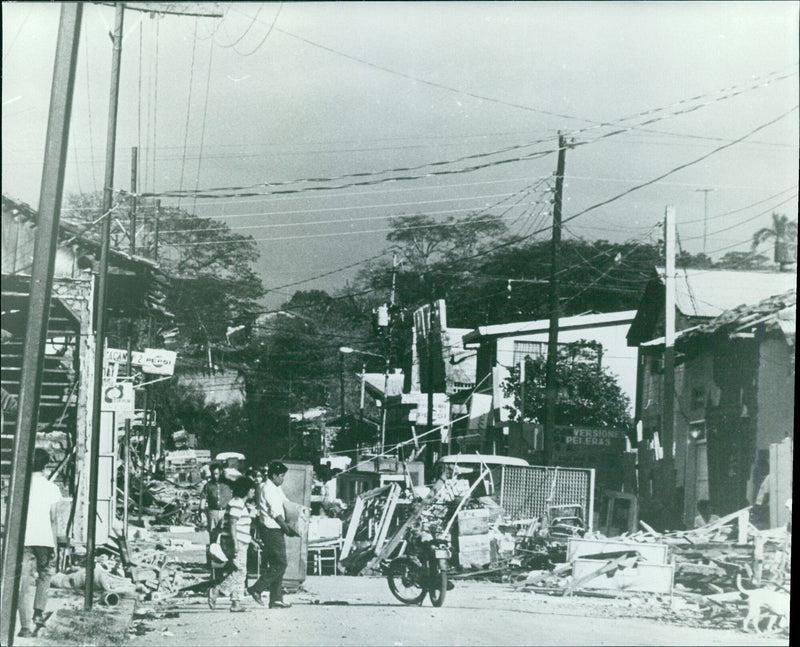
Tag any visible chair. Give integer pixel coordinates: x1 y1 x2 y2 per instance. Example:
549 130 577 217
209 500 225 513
307 539 341 575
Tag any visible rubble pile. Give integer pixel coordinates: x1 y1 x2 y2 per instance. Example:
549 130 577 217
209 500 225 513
336 476 790 635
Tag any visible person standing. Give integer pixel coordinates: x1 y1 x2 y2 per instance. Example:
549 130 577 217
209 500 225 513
17 448 63 638
201 463 232 536
208 477 256 612
693 499 720 528
247 461 298 609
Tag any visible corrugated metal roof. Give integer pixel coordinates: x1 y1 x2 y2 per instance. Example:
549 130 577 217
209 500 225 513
463 310 637 344
676 289 796 348
656 268 797 318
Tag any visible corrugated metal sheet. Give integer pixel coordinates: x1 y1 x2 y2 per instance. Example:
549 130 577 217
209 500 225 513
656 268 796 318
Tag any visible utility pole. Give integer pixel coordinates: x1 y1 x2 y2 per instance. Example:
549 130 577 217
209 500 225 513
86 1 124 611
130 147 138 256
663 206 677 521
153 199 160 262
426 298 436 464
339 351 346 423
0 6 83 644
380 357 390 456
543 134 568 465
122 146 138 540
694 188 714 255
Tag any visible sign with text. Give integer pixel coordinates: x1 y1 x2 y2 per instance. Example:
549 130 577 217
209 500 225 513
101 381 134 418
105 347 177 375
401 392 449 426
556 426 626 452
105 348 145 366
141 348 177 375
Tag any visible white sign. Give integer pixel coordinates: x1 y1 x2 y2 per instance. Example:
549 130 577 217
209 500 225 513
101 381 135 417
141 348 177 375
105 348 145 366
402 392 449 426
105 347 177 375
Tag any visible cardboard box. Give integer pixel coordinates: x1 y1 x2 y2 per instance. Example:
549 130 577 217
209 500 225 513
457 507 503 536
457 533 491 568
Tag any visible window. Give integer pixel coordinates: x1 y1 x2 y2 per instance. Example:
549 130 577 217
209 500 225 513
513 341 548 366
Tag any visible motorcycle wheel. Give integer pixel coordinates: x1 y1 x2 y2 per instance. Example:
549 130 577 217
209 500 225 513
387 558 427 606
428 568 447 607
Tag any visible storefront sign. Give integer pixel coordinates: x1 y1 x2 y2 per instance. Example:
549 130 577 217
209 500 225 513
105 347 177 375
141 348 177 375
557 426 626 451
101 381 134 418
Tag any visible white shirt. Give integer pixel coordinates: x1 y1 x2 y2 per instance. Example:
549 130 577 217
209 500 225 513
25 472 62 548
258 479 288 529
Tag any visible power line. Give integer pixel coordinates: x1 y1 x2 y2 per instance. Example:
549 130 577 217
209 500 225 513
191 36 215 216
234 2 282 57
177 16 199 210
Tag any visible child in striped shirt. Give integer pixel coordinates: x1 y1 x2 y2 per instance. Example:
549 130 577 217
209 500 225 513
209 476 256 612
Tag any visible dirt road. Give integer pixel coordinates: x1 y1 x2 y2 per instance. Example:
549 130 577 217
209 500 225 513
129 575 788 646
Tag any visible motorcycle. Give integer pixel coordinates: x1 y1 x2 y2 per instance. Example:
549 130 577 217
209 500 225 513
383 531 452 607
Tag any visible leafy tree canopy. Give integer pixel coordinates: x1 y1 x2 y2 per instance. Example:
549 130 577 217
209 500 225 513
502 340 632 429
64 192 264 353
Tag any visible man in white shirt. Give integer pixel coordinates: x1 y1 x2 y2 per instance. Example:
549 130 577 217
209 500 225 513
247 461 298 609
17 448 63 638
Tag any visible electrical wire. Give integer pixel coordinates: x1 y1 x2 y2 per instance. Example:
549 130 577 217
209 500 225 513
177 17 200 210
235 2 282 57
191 36 215 217
83 22 98 192
214 3 263 49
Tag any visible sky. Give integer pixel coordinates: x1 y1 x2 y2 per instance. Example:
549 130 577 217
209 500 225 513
2 1 798 309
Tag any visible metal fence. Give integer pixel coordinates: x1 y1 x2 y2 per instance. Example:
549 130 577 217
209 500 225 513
500 464 595 530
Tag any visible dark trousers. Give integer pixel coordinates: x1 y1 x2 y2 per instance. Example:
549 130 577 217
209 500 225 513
250 525 286 603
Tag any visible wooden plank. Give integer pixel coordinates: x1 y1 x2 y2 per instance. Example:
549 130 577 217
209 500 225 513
372 484 400 553
339 496 365 561
373 498 430 563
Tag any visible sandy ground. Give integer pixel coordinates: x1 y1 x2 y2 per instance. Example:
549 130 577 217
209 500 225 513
126 575 789 647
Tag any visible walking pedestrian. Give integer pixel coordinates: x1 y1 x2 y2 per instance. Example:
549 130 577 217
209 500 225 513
208 476 256 612
247 461 299 609
17 448 63 638
201 463 232 536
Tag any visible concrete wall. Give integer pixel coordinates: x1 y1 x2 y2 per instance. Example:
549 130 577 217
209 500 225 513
756 336 795 450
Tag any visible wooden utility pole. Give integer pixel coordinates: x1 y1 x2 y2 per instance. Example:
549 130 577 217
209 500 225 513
543 134 568 465
122 146 138 540
130 147 138 255
86 1 124 610
663 206 676 459
0 6 83 644
694 188 714 255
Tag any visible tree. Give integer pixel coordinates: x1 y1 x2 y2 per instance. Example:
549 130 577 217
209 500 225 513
676 250 713 269
63 192 265 355
385 213 507 273
752 212 798 270
502 340 631 429
151 378 250 457
716 250 769 270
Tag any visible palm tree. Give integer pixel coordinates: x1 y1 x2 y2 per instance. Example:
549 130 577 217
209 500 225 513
751 213 797 270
